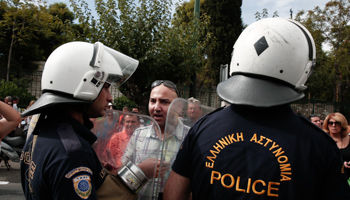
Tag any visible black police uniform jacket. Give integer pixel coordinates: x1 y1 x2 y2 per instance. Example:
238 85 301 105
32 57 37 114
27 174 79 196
172 104 350 199
21 112 106 200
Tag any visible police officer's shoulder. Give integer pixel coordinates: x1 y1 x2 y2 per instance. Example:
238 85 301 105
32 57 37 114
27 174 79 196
205 106 226 116
192 106 226 127
56 123 84 155
299 114 321 129
298 114 335 143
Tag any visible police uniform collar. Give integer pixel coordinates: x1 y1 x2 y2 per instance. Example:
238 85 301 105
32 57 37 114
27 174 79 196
47 112 97 145
66 115 97 145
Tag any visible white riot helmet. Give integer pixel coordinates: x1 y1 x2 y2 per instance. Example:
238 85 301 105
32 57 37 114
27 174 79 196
217 18 316 107
22 41 139 117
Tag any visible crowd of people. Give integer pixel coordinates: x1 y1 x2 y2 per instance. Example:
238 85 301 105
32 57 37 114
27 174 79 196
0 96 35 136
90 81 208 199
17 41 208 199
0 96 36 137
0 95 23 113
1 17 350 200
308 112 350 184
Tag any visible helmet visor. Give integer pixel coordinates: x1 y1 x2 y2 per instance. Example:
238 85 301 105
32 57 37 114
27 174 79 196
105 73 123 87
104 46 139 87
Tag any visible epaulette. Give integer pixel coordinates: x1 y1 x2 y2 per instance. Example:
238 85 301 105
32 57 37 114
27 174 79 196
57 123 83 155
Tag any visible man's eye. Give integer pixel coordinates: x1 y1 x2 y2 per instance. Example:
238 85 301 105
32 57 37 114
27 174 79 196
103 83 110 88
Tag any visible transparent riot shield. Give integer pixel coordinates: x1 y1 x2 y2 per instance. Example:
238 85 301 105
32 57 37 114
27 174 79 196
91 109 163 200
153 98 216 197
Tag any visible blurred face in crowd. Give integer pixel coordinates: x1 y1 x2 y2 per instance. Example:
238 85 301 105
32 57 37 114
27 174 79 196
187 103 201 120
132 107 139 113
328 117 342 135
107 111 115 120
124 115 140 135
149 84 178 131
310 116 322 129
5 96 12 104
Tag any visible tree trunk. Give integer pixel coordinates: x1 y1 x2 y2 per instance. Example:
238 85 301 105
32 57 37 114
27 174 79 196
7 36 15 81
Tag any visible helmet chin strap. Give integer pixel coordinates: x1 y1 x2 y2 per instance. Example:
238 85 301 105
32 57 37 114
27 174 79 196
82 112 94 130
74 103 94 130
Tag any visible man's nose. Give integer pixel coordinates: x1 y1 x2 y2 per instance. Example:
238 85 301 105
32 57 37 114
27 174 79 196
154 101 161 111
107 90 112 101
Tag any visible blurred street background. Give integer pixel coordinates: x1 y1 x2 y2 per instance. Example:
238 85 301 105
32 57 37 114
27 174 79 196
0 161 25 200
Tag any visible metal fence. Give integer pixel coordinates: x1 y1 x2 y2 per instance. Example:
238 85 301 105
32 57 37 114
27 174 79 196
290 102 335 119
290 101 350 120
178 85 221 108
25 70 42 99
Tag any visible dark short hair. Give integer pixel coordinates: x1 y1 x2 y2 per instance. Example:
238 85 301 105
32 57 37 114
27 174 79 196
308 114 319 121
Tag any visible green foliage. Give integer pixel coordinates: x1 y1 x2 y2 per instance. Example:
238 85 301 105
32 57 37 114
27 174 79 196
199 0 243 87
0 0 77 80
155 1 212 87
295 0 350 104
169 0 243 88
39 3 77 58
69 0 212 107
113 95 138 111
0 78 37 109
254 8 279 22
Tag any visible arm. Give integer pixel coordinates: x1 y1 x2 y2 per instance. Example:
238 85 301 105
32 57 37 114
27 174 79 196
163 170 191 200
121 132 136 165
102 134 119 173
344 161 350 169
0 101 21 139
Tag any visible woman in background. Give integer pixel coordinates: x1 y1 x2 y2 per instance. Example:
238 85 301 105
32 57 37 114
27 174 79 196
323 112 350 183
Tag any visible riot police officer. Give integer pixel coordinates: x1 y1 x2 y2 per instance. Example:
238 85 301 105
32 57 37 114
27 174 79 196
20 41 141 199
164 18 350 199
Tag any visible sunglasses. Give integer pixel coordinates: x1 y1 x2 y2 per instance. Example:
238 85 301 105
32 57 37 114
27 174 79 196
151 80 179 96
328 121 341 126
